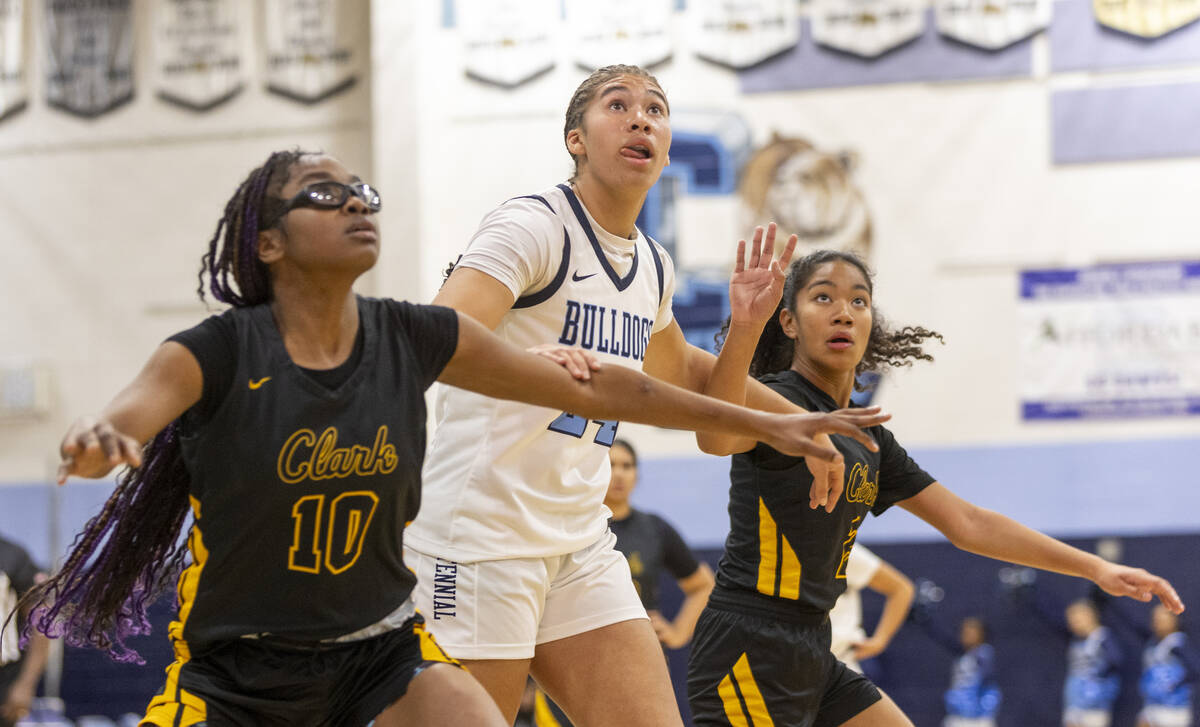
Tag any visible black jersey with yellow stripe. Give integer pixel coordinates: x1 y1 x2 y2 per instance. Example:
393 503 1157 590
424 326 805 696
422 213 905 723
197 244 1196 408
711 370 934 618
174 296 457 647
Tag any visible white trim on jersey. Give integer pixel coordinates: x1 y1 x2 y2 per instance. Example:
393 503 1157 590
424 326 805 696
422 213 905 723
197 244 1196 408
407 184 677 562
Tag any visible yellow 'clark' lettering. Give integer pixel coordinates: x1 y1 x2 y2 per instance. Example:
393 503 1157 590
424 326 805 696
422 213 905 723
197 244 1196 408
844 462 878 507
277 425 399 484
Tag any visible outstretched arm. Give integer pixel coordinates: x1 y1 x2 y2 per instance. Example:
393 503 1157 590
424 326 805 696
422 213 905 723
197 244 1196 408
57 342 203 483
438 312 890 460
901 484 1184 614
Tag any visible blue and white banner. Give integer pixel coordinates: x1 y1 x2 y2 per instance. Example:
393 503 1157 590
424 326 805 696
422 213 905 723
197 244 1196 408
1019 261 1200 420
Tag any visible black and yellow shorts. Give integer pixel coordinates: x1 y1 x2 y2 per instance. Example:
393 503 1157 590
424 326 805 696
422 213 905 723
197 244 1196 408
141 613 459 727
687 605 880 727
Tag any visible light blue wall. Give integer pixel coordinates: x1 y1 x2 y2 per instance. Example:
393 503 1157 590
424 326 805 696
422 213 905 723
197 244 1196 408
0 480 117 567
633 435 1200 548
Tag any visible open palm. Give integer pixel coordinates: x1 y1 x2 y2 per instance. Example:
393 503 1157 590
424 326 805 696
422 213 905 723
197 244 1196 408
730 223 798 327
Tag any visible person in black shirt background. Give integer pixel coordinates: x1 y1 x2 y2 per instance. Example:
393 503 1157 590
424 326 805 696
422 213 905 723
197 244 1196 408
0 535 48 727
686 240 1185 727
606 438 714 650
20 152 890 727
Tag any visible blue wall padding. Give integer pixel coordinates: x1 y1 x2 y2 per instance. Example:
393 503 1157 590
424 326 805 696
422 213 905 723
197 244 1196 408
635 436 1200 548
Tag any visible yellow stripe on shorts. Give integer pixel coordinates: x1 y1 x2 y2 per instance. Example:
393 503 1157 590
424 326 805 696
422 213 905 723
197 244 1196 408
140 660 207 727
717 652 775 727
414 617 461 666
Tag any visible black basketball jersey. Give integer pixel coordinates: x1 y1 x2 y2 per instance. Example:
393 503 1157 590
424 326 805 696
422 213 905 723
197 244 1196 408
175 297 457 645
711 370 934 619
609 509 700 611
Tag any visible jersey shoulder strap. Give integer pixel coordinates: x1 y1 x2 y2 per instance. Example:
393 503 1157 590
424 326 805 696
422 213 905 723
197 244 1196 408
509 193 572 310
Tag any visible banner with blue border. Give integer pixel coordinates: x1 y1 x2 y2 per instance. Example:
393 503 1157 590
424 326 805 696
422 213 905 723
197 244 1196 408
1019 260 1200 420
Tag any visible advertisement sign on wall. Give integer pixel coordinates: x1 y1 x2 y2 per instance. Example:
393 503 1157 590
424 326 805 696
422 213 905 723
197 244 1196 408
1020 261 1200 420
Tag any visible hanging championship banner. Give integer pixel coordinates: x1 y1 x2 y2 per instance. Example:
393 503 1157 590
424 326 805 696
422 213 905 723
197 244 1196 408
44 0 135 118
567 0 674 71
263 0 363 104
810 0 928 58
1019 261 1200 421
1092 0 1200 38
459 0 556 88
0 0 26 123
692 0 800 70
153 0 244 111
935 0 1051 50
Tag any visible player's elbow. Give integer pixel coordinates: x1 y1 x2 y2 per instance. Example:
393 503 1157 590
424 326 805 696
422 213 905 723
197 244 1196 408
943 503 993 552
696 433 734 456
893 574 915 602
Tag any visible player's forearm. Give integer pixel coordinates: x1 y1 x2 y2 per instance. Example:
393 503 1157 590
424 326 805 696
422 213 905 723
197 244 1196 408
670 565 715 647
14 630 49 688
694 327 803 453
443 314 781 442
701 323 760 405
871 585 914 649
671 589 712 648
540 357 780 439
695 325 759 453
950 506 1104 582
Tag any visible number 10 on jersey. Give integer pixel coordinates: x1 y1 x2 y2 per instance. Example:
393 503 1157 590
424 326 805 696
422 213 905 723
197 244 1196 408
547 412 619 446
289 491 379 574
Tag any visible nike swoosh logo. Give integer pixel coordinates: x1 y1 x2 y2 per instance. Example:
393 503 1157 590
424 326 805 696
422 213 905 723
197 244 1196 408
248 377 272 390
572 271 598 282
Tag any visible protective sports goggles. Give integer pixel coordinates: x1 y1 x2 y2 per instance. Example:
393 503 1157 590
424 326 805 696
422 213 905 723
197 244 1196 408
265 181 382 226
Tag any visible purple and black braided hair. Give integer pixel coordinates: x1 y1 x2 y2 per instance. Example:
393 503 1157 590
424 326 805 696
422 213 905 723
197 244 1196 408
716 249 943 386
19 150 309 662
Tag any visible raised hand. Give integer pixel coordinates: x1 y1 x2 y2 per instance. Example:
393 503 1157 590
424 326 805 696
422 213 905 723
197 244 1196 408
57 417 143 484
729 223 798 329
528 343 602 381
1093 562 1185 614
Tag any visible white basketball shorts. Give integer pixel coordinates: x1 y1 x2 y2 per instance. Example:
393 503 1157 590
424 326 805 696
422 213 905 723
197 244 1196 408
405 530 648 660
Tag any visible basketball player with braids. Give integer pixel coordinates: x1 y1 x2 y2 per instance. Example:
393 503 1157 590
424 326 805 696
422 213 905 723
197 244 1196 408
406 64 885 726
22 151 887 727
686 247 1185 726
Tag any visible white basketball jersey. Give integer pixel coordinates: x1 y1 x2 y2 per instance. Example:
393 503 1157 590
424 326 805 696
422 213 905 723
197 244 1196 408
407 184 676 561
